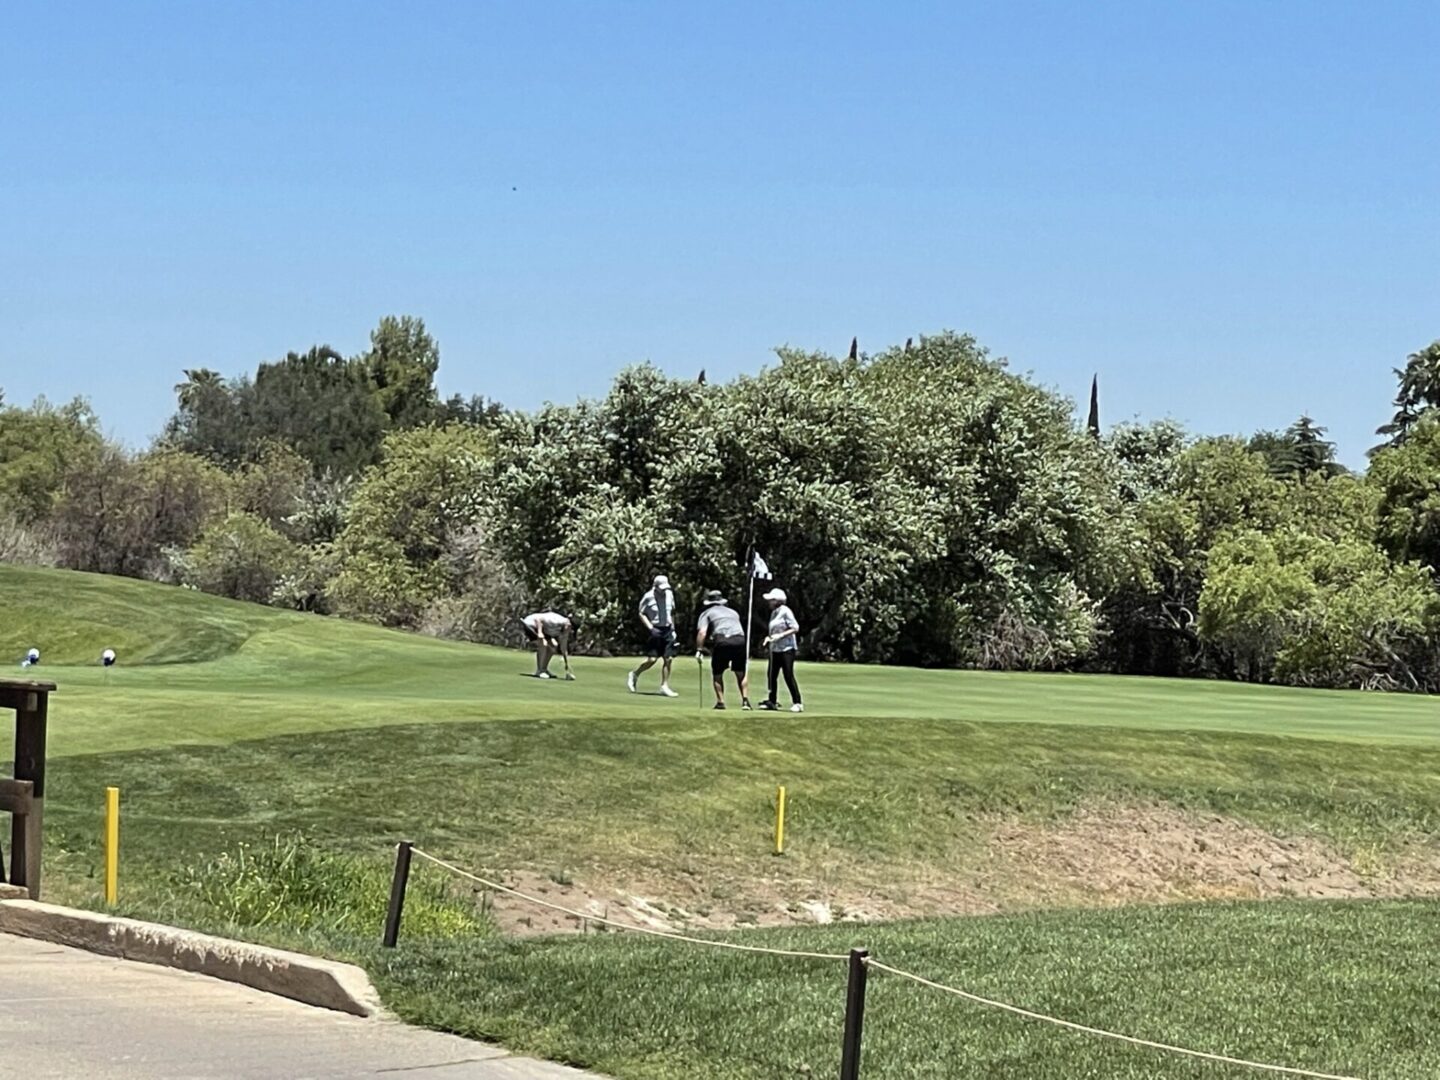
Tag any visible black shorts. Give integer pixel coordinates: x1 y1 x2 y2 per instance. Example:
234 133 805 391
711 640 747 676
645 626 678 659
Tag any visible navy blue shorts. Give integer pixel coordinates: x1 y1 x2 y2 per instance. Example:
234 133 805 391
645 626 678 659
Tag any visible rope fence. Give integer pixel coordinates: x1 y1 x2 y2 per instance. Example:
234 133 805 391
389 843 1367 1080
864 959 1363 1080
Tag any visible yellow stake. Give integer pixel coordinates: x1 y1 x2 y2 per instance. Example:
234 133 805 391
775 785 787 856
104 786 120 905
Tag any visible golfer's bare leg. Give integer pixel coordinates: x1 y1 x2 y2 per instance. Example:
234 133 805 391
712 675 725 705
662 657 674 686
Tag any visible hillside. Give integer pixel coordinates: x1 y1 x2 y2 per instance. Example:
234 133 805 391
11 563 1440 1078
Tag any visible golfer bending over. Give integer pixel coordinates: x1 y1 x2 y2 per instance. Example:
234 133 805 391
695 589 751 710
760 587 803 712
520 611 576 680
629 574 679 697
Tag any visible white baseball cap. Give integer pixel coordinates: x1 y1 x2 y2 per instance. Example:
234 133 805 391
654 574 670 590
762 588 787 603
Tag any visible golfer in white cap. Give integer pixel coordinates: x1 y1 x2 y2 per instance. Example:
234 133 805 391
759 587 803 712
520 611 577 680
628 574 679 696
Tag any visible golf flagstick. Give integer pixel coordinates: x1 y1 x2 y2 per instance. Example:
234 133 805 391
744 547 769 691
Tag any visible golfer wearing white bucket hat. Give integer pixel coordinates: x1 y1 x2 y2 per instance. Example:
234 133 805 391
759 587 803 712
628 574 679 697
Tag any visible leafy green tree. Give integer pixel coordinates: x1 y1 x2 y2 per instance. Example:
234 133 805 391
181 512 301 604
231 442 311 534
328 424 492 624
361 315 441 429
490 334 1128 668
249 346 388 475
1201 528 1439 689
440 393 506 428
1197 530 1317 681
53 445 229 578
1251 418 1342 480
165 369 251 466
166 349 388 474
1369 414 1440 572
1375 340 1440 451
1286 416 1342 477
0 395 103 523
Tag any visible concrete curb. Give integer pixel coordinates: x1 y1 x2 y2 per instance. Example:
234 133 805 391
0 899 386 1018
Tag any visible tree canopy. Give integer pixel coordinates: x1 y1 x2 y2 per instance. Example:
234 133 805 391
7 323 1440 692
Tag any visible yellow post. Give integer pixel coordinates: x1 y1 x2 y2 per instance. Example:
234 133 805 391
104 786 120 905
774 785 787 856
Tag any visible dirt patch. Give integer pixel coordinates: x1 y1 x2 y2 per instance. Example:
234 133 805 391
986 803 1440 908
465 868 898 938
465 804 1440 938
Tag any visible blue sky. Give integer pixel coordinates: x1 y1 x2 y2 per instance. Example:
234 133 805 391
3 2 1436 465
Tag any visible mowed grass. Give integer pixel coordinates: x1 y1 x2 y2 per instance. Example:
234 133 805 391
372 900 1440 1080
7 565 1440 1078
5 564 1440 759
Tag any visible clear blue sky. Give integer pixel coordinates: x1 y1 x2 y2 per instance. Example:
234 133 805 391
3 2 1436 465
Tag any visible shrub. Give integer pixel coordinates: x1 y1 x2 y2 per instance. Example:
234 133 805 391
182 512 301 603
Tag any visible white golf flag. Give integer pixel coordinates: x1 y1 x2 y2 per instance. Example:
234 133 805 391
751 551 771 580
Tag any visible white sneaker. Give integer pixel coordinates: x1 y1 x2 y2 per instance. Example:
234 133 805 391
538 671 553 679
790 703 804 713
660 685 679 698
627 671 637 693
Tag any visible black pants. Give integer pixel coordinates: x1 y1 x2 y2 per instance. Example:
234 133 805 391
767 651 801 705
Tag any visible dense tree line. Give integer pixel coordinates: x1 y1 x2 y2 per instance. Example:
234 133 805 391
4 322 1440 691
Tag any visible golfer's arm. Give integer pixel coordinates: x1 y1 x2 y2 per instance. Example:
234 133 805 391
696 626 708 650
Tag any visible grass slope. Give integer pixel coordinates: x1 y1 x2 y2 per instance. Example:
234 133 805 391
8 565 1440 1078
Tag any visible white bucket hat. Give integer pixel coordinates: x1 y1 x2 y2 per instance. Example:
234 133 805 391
762 588 787 603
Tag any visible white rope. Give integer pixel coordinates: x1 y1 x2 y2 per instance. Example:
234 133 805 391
865 959 1364 1080
410 848 849 962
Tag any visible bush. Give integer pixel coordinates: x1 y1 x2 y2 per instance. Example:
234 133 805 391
0 514 58 566
182 511 301 603
416 526 532 647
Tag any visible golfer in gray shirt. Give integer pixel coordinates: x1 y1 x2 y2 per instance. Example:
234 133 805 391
695 589 751 710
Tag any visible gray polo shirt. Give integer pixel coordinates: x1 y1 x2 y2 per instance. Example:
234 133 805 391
639 587 675 628
697 603 744 643
768 604 799 653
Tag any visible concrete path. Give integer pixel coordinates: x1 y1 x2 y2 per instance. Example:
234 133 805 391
0 933 601 1079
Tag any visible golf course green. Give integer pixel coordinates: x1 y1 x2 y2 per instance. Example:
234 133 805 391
5 564 1439 1078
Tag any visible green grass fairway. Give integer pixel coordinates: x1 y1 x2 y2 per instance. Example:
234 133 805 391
4 564 1440 758
6 565 1440 1078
